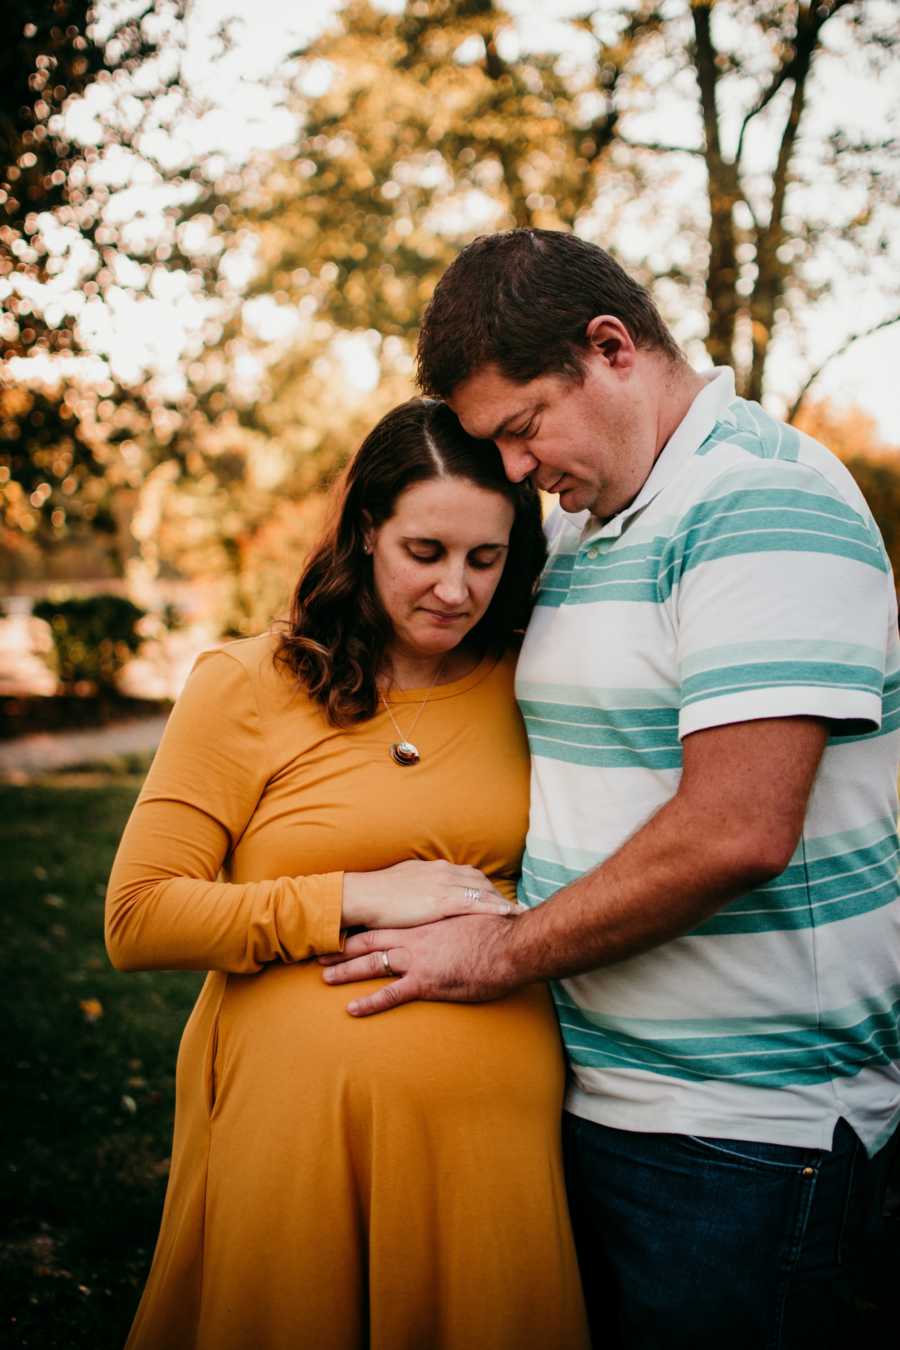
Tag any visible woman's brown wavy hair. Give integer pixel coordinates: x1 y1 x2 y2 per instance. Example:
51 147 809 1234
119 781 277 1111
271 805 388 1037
275 397 546 726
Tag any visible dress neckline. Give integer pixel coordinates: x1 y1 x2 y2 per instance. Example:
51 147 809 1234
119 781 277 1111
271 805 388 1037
383 650 501 704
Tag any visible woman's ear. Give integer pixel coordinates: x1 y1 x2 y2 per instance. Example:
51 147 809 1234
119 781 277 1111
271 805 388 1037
361 511 374 555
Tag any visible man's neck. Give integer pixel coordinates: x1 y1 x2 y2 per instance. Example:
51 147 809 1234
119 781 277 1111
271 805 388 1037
586 360 712 527
654 361 710 461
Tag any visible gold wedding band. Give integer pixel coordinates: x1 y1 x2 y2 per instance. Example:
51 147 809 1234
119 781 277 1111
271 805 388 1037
380 949 396 977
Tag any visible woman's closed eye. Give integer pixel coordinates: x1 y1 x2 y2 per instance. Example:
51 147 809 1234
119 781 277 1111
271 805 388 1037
469 547 505 570
406 545 505 569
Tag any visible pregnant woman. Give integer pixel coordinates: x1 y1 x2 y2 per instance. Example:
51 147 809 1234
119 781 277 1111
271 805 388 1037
106 398 589 1350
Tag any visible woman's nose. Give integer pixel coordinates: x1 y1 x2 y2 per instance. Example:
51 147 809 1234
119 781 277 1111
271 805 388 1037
432 562 469 605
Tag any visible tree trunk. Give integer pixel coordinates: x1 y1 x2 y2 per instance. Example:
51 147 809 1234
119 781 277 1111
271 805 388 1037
692 4 740 371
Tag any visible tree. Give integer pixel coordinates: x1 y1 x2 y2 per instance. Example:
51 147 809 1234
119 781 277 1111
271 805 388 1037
5 1 898 633
125 0 886 629
0 0 186 364
675 0 898 403
221 0 898 413
0 1 204 567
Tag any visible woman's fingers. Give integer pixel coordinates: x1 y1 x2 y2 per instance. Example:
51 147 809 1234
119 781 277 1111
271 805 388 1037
451 882 514 914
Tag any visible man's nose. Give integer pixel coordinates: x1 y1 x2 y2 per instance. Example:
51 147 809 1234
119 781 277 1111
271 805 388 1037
496 440 537 483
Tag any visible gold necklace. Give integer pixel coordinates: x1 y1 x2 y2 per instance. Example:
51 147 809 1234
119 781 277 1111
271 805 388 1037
380 660 445 767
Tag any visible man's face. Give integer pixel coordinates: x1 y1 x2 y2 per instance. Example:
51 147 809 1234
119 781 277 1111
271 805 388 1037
447 346 658 519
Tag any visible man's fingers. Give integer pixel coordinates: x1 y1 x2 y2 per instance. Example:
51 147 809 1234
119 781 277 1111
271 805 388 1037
347 977 416 1017
321 929 405 964
322 948 408 984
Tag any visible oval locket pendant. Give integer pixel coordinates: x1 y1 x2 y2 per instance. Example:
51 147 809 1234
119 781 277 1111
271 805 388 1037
390 740 421 767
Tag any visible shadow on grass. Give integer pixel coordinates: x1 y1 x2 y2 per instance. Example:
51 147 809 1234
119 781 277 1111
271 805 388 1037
1 771 201 1349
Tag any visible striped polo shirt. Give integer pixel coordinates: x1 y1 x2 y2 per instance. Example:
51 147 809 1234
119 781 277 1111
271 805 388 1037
516 368 900 1156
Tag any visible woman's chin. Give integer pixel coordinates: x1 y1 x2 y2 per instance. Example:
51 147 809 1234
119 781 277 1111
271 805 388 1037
419 632 469 657
399 624 474 659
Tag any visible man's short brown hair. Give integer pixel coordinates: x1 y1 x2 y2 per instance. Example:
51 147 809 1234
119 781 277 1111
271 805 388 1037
417 228 681 398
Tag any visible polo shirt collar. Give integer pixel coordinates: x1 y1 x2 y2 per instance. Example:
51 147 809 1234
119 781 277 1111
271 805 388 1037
583 367 736 542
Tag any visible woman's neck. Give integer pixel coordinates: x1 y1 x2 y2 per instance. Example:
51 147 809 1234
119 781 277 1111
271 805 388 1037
381 643 479 692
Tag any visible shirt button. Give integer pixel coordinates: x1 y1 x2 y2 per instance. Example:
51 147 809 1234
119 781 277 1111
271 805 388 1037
586 546 599 560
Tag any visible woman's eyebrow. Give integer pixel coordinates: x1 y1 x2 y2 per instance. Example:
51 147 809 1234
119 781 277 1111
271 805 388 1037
402 536 509 549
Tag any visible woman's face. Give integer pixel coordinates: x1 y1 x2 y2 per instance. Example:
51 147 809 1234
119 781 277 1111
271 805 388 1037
366 475 515 664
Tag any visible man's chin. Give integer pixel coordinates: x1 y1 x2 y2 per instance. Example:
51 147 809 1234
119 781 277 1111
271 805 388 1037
556 484 593 515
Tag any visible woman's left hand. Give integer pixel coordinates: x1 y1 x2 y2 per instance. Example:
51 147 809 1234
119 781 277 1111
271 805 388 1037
341 859 524 930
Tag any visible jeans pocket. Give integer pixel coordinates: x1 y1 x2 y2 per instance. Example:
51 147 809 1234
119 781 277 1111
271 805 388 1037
682 1133 822 1175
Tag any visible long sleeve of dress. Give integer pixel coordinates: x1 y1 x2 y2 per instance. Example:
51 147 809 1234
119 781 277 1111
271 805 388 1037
105 649 344 974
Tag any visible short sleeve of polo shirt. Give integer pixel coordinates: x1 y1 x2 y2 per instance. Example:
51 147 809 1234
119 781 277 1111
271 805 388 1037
664 458 894 739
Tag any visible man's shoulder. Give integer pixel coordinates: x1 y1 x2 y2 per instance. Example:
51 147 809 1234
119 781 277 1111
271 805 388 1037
684 399 873 518
696 396 803 466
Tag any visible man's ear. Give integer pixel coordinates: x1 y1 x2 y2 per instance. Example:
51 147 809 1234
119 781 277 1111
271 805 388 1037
585 315 637 369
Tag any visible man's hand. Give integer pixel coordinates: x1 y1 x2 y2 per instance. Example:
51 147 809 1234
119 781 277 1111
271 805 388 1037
320 912 521 1016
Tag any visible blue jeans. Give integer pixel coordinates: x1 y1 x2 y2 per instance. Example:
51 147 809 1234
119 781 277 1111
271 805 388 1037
562 1111 898 1350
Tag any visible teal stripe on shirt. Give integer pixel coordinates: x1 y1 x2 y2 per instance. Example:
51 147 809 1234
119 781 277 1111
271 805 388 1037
694 834 900 935
554 988 900 1087
519 699 682 770
681 658 884 708
520 826 900 934
697 402 802 462
537 488 886 609
658 490 887 599
679 638 887 683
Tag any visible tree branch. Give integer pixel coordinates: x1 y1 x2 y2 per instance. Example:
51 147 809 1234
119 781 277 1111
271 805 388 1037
619 136 704 157
692 4 722 165
748 3 837 401
736 0 857 164
481 28 532 227
787 314 900 424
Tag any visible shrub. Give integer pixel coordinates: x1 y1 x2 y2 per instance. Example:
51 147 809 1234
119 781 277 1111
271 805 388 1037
33 594 147 692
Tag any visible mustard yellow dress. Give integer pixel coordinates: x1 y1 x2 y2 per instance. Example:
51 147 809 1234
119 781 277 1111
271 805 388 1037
107 634 589 1350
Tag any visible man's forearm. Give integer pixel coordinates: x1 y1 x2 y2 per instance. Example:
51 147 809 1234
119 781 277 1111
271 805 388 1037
499 791 781 986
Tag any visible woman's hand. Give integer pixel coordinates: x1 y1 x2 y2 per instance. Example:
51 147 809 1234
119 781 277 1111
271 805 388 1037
342 860 521 930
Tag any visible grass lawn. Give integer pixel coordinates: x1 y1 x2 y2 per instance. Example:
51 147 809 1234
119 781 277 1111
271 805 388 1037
2 765 898 1348
1 768 201 1349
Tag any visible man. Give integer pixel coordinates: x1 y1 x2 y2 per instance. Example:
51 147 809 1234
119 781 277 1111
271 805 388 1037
322 230 900 1346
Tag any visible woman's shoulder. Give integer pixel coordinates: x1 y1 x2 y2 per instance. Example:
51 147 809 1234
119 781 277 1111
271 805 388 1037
190 631 311 716
203 630 280 676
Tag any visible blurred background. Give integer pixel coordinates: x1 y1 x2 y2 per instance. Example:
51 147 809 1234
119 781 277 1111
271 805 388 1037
2 2 898 1345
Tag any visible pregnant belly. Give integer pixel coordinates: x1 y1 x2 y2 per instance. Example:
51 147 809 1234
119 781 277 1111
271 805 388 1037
183 961 566 1130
